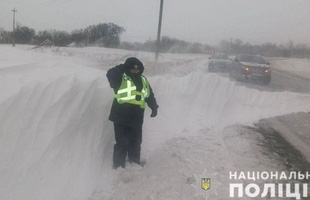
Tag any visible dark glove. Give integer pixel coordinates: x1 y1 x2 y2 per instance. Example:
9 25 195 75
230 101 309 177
107 64 126 89
150 108 157 118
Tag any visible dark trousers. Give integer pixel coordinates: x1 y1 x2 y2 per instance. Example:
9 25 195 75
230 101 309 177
113 123 142 168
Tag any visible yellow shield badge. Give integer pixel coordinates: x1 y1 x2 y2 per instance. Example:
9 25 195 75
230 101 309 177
201 178 211 191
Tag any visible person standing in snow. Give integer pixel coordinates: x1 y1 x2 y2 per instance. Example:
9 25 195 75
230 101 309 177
106 57 159 169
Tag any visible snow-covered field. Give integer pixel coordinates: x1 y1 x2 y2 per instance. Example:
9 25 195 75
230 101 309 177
1 45 310 200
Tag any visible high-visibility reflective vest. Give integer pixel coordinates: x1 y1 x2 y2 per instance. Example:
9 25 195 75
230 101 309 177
114 73 150 108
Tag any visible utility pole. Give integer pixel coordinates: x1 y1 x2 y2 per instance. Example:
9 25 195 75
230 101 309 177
12 8 17 47
155 0 164 61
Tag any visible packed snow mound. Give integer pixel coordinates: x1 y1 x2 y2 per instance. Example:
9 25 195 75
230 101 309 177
1 46 310 200
0 75 113 199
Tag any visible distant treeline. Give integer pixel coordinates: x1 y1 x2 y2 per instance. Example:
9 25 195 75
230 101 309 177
1 23 310 58
121 37 310 58
216 39 310 58
0 23 125 48
119 36 213 55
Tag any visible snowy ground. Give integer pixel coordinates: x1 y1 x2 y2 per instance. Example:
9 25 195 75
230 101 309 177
1 45 310 200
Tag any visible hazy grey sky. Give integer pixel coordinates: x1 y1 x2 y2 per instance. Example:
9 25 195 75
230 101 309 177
1 0 309 45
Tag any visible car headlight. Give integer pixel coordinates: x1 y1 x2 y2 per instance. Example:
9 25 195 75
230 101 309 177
243 66 250 71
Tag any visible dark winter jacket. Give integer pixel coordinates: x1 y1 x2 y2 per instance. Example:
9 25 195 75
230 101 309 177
106 57 158 127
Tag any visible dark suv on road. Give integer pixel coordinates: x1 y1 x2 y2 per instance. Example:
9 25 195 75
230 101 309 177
230 54 271 85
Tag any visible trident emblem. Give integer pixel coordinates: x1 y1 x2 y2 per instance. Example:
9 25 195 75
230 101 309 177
201 178 211 191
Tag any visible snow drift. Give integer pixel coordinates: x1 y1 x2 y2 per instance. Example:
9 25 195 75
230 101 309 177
1 46 310 200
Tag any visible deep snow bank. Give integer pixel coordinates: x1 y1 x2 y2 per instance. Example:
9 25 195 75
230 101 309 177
0 71 114 200
1 46 310 200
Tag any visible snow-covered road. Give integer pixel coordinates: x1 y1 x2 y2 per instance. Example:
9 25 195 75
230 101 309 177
271 67 310 94
1 45 310 200
215 58 310 94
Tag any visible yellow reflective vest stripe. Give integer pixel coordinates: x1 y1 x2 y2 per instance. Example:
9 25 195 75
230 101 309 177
114 73 150 108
